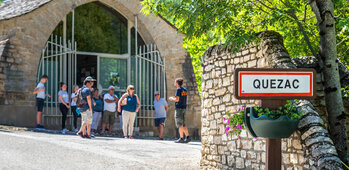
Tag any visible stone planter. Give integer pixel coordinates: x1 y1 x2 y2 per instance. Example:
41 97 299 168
243 107 299 139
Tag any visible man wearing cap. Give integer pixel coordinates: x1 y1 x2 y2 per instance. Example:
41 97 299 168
101 86 119 135
154 91 168 140
78 76 95 138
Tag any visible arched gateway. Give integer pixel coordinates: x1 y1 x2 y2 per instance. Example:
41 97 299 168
0 0 201 138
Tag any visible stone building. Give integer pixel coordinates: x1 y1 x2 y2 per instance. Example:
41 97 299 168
201 31 349 169
0 0 201 138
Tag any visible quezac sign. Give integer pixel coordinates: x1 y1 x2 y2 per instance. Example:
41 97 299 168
234 68 316 99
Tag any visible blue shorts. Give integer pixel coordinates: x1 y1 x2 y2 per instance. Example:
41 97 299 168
154 118 166 127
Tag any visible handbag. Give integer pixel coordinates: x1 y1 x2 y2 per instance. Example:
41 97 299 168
76 107 81 116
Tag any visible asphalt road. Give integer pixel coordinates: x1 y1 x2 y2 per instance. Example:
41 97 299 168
0 129 201 170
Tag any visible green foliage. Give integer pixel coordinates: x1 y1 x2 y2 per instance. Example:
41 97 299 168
141 0 349 92
224 100 302 137
72 2 128 54
342 85 349 99
52 2 128 54
224 106 245 137
253 100 303 120
109 73 120 86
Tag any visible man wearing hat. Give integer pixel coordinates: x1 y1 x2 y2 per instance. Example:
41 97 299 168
78 76 96 138
101 86 119 135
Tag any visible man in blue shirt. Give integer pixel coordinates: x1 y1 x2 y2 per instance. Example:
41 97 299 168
77 76 95 139
169 78 191 143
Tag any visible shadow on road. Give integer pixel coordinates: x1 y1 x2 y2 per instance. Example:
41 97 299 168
24 128 202 144
0 129 12 133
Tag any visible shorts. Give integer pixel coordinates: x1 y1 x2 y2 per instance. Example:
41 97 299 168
81 109 93 124
36 98 45 112
175 109 186 128
103 110 115 124
154 118 166 127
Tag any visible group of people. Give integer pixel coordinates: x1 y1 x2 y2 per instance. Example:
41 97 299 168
33 75 191 143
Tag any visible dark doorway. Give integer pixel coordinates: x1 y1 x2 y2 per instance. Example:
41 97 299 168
77 54 97 88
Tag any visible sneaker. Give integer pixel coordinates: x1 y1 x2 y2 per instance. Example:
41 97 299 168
77 132 85 138
184 136 192 143
61 128 69 134
157 137 164 140
175 138 185 143
84 135 91 139
124 136 128 139
90 134 95 138
74 128 79 133
36 125 45 129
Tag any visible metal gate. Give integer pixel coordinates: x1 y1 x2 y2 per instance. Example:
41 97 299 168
38 36 165 130
37 34 77 129
135 44 166 128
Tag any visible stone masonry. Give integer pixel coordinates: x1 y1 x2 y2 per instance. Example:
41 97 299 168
201 31 347 169
0 0 201 138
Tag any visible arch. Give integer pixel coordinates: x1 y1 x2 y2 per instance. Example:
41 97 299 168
0 0 201 138
20 0 159 73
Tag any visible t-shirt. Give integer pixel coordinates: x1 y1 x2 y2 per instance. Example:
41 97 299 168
71 93 77 106
154 98 168 118
80 86 91 112
175 87 187 109
36 82 45 99
104 93 118 112
58 90 69 104
93 97 104 112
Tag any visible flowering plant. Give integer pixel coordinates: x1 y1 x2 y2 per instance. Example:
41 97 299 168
224 106 245 138
224 100 302 138
253 100 302 120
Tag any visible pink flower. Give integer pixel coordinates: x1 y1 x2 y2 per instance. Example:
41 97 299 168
254 137 258 140
238 108 241 112
234 124 242 130
225 126 230 132
223 117 226 122
238 136 241 139
226 119 230 124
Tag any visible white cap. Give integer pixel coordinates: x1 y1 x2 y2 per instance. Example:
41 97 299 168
108 86 115 90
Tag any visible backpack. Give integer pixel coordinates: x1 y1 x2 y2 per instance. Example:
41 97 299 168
75 88 84 107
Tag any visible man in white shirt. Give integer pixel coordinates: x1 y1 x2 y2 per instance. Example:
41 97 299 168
102 86 119 135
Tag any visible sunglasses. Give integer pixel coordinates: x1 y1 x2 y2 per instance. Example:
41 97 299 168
154 94 159 96
130 88 134 90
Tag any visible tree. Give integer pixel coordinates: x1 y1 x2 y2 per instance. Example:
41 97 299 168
309 0 347 164
141 0 349 164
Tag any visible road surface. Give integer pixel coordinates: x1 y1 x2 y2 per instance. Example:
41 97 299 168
0 129 201 170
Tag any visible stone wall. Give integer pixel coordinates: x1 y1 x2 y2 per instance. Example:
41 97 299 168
0 0 201 138
200 31 345 169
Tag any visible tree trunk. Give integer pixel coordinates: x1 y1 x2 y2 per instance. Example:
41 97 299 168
310 0 348 164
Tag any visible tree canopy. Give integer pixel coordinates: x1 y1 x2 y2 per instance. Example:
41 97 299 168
141 0 349 92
